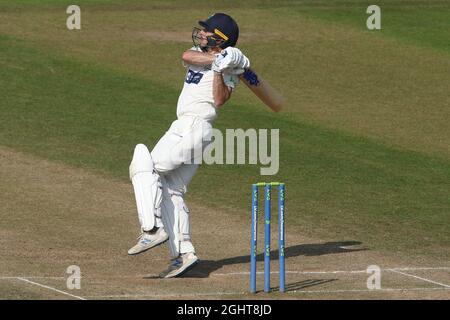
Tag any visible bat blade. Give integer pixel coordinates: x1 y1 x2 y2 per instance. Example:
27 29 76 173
239 68 284 112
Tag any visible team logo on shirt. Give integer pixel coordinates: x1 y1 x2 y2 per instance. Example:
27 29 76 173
185 69 204 84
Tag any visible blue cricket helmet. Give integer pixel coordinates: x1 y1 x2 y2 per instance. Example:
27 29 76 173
198 13 239 48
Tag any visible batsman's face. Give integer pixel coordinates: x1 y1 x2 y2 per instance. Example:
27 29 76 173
198 29 214 47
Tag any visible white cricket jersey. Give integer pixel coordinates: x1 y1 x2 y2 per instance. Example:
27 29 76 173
176 46 239 122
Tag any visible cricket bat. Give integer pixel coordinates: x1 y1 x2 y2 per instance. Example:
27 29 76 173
239 68 284 112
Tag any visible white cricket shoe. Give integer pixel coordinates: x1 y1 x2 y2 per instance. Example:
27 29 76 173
159 252 199 278
128 228 169 255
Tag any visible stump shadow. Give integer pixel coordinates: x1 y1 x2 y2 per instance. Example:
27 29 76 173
177 240 366 278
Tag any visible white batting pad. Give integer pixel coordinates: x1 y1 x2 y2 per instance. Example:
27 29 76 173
129 144 163 232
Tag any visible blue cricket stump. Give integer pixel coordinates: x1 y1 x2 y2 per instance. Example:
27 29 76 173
264 184 271 293
250 182 286 293
250 184 258 293
278 183 285 293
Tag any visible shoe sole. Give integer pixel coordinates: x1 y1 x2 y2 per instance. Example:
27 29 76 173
127 236 169 255
163 257 199 278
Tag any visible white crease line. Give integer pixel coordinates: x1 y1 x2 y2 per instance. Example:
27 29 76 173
0 275 159 280
16 277 86 300
289 287 450 294
87 291 246 299
0 276 65 280
389 270 450 289
213 267 450 276
387 267 450 272
87 287 449 298
213 270 366 276
1 267 448 280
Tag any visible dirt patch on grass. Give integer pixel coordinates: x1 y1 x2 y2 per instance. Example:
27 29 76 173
131 30 275 43
1 146 449 299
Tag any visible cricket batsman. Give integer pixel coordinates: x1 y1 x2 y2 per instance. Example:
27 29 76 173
128 13 250 277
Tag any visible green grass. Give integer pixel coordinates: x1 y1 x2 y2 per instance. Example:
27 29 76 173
301 0 450 53
1 34 449 259
0 36 175 175
2 0 448 161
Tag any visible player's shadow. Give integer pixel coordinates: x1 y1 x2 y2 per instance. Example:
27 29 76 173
269 278 337 293
181 241 366 278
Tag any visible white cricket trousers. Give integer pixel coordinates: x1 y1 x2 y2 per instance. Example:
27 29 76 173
151 115 212 257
